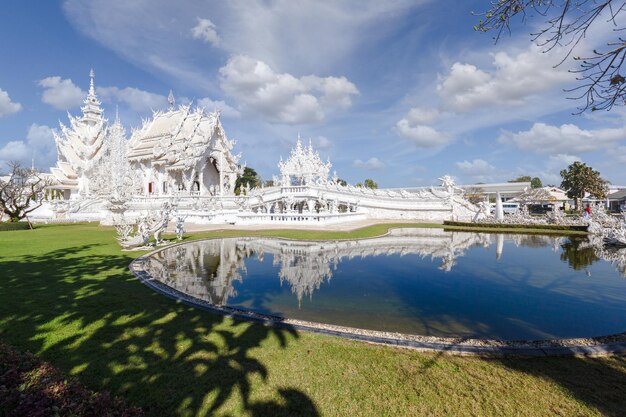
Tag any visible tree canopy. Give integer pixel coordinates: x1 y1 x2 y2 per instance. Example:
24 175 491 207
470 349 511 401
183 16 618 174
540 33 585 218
363 178 378 189
475 0 626 112
560 161 608 210
234 167 261 195
508 175 542 188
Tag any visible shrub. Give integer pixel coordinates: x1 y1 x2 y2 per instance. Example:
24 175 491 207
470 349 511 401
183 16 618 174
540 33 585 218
443 220 588 232
0 221 30 231
0 341 143 417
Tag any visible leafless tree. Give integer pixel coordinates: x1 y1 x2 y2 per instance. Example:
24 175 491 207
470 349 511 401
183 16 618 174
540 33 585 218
0 162 51 227
464 186 486 204
475 0 626 112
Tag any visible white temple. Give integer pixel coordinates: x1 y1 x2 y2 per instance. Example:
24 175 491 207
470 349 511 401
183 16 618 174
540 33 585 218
36 70 480 225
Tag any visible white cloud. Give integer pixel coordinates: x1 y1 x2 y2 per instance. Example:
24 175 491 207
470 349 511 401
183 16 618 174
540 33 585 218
191 17 220 47
548 153 581 168
405 107 439 125
197 97 240 118
535 153 583 186
0 124 57 170
395 118 451 148
219 55 358 124
313 136 332 150
0 88 21 117
0 141 29 162
38 76 86 110
498 122 626 154
302 75 359 109
97 86 167 112
63 1 427 88
455 159 495 176
353 157 385 170
437 45 572 113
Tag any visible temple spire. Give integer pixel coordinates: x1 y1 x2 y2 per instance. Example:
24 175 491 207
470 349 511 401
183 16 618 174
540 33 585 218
89 68 96 97
81 68 103 124
168 90 175 111
115 105 120 124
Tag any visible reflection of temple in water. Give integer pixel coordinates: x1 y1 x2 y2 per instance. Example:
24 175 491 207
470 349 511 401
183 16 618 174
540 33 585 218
143 230 626 307
143 239 248 305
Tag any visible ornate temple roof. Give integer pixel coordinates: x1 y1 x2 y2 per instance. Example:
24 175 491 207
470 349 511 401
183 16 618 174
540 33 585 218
278 137 331 186
52 69 107 189
127 105 240 173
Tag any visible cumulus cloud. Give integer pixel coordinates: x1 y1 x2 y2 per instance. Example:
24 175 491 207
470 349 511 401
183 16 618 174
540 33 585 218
97 86 167 112
0 124 57 170
395 118 451 148
405 107 439 125
312 136 332 150
0 88 21 117
498 122 626 154
191 17 220 47
437 45 571 113
455 159 495 176
197 97 240 118
548 153 581 167
38 76 86 110
353 157 385 170
535 153 583 185
219 55 358 124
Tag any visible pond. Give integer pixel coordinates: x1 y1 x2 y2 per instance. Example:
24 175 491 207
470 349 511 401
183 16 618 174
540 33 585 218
141 229 626 341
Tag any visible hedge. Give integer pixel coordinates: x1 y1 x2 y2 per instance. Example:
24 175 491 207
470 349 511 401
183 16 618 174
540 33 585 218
0 341 143 417
443 220 588 232
0 222 30 231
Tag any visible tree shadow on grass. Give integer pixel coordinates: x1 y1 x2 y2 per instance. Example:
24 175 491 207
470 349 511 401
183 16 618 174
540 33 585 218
0 244 319 417
495 355 626 417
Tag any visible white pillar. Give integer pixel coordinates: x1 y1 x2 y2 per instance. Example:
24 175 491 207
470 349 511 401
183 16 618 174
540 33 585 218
495 191 504 220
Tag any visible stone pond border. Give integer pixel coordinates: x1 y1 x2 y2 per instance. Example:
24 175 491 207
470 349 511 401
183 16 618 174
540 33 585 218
129 231 626 358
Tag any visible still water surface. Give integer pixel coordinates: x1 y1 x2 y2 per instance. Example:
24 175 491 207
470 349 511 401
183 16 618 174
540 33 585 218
143 229 626 340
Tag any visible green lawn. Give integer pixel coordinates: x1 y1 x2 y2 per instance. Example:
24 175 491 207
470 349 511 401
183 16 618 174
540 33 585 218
0 223 624 417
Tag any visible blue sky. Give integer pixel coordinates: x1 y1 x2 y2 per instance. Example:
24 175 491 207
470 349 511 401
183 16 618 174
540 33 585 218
0 0 624 187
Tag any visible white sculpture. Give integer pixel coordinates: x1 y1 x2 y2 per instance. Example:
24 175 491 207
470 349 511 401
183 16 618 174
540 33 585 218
115 202 172 249
175 215 187 241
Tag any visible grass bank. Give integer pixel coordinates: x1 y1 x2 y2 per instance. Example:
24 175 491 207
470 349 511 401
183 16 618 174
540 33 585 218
0 223 624 417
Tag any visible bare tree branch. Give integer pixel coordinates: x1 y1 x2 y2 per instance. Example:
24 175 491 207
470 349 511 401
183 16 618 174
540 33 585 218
474 0 626 113
0 162 51 226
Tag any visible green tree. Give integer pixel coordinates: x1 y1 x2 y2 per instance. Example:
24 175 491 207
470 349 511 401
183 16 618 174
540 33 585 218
363 178 378 189
530 177 542 189
475 1 625 112
508 175 531 183
508 176 542 188
234 167 260 195
560 162 608 211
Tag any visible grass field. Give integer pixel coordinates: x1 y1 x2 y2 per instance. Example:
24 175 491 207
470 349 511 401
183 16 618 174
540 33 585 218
0 223 624 417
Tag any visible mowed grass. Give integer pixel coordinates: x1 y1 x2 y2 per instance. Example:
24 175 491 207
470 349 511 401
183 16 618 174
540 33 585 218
0 223 624 417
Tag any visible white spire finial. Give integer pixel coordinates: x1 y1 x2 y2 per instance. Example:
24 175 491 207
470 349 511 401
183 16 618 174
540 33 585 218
89 68 95 96
115 105 120 124
167 90 175 111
